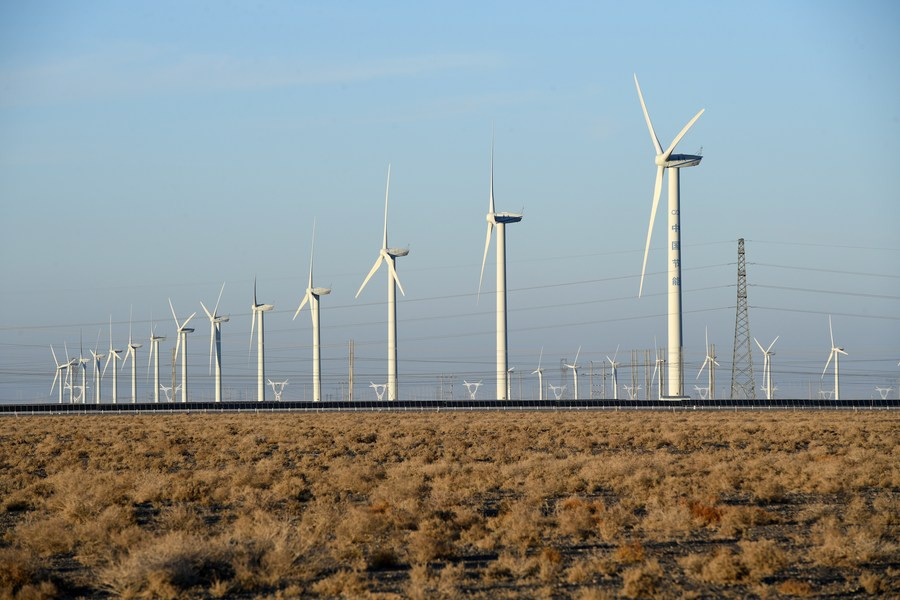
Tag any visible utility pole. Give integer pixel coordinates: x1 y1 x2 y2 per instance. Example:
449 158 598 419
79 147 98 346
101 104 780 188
730 238 756 399
348 339 354 402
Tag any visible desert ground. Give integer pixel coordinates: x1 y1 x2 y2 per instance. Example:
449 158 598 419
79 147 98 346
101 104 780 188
0 410 897 598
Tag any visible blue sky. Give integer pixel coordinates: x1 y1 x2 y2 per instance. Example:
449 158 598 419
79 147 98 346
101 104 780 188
1 1 898 401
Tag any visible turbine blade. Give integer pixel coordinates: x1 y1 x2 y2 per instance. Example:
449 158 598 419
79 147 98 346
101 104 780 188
201 301 212 320
293 293 310 320
183 312 196 328
51 345 59 368
478 222 494 301
174 334 181 361
822 351 833 377
169 299 179 327
837 349 848 356
754 337 765 353
356 254 384 298
613 344 619 363
697 358 708 379
214 281 225 317
103 352 113 378
767 336 779 352
308 219 316 288
638 166 664 297
537 346 543 370
573 346 581 365
254 277 258 307
633 74 663 155
249 310 256 359
128 305 133 345
828 315 834 348
382 164 391 249
662 108 705 160
385 254 405 296
489 132 496 214
51 368 59 393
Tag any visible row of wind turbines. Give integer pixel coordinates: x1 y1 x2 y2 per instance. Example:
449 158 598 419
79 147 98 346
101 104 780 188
46 75 864 404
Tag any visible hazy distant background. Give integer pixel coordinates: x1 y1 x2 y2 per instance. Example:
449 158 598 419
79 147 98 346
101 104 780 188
1 1 898 402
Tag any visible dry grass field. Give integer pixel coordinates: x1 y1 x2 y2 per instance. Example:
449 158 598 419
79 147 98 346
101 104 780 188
0 410 897 599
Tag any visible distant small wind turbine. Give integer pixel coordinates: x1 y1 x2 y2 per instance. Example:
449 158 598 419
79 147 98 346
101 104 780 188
697 327 720 400
754 336 779 400
89 330 105 404
249 278 274 402
294 221 331 403
606 346 620 400
564 346 582 399
201 282 228 403
531 347 545 401
147 319 166 403
50 345 69 405
102 316 124 404
121 307 143 403
169 299 196 403
822 316 847 401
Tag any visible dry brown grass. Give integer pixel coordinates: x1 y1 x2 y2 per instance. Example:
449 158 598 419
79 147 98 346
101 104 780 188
0 411 897 598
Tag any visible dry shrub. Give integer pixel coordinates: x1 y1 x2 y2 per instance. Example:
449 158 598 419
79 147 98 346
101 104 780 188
538 547 562 582
620 558 664 599
808 517 892 567
9 515 75 557
680 547 748 584
310 569 365 598
566 551 616 584
436 562 464 598
750 478 786 504
688 499 722 526
738 539 788 580
718 506 778 538
99 532 233 598
0 548 40 592
407 517 455 564
613 541 645 564
641 501 693 539
776 579 813 596
858 571 884 594
576 589 615 600
557 496 595 538
493 500 542 552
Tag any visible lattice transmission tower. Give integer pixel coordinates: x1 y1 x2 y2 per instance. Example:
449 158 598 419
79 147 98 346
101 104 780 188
730 238 756 399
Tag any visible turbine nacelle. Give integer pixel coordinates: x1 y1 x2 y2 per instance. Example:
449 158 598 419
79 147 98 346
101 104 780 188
386 247 409 258
660 154 703 168
489 212 524 224
310 287 332 296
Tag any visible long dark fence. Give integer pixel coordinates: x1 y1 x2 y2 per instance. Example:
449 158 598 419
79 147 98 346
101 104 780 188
1 398 897 415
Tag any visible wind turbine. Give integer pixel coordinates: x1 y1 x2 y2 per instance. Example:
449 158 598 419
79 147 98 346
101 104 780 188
697 328 720 400
564 346 581 400
102 316 124 403
634 74 704 399
75 332 88 404
147 320 166 403
606 346 620 400
822 316 847 401
754 336 779 400
121 307 142 403
201 282 228 403
250 278 274 402
89 330 105 404
356 165 408 401
531 347 545 401
479 134 523 401
294 221 331 403
169 299 196 403
50 345 69 404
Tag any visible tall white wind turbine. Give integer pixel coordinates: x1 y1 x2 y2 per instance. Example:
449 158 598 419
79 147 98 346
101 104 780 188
147 320 166 403
697 327 720 400
606 346 620 401
294 221 331 403
121 307 142 403
478 135 523 401
531 347 545 401
201 282 228 403
250 278 274 402
102 316 124 404
634 74 704 399
754 336 779 400
564 346 581 400
356 165 408 402
169 299 196 403
822 316 847 401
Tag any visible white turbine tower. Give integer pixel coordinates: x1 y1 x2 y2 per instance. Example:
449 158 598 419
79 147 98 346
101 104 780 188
75 333 88 404
201 282 228 403
531 347 545 401
634 74 704 399
606 346 620 400
102 316 124 404
169 299 196 403
294 221 331 403
121 308 142 403
564 346 581 400
147 321 165 403
478 134 523 401
250 278 274 402
754 336 779 400
823 316 847 401
697 328 720 401
356 165 408 402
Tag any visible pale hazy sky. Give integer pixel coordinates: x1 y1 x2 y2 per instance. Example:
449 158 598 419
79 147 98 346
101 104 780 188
1 1 898 401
